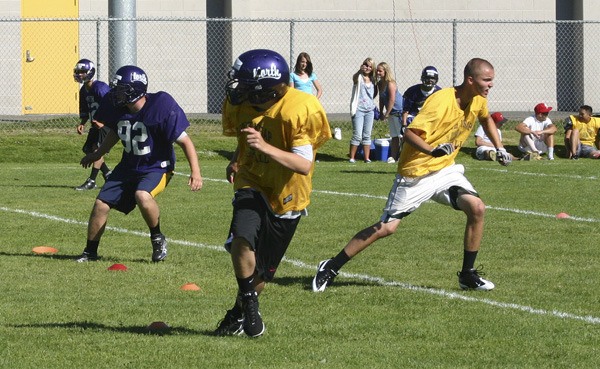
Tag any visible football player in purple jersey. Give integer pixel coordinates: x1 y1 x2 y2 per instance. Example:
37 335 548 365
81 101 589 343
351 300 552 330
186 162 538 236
75 65 203 263
401 66 442 129
73 59 112 190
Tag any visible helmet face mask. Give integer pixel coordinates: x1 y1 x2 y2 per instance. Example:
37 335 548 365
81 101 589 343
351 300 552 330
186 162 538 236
225 49 289 106
110 65 148 107
73 59 96 83
420 66 439 90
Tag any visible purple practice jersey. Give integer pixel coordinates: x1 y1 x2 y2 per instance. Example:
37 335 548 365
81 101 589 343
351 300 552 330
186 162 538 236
402 84 442 117
79 80 111 122
94 91 190 174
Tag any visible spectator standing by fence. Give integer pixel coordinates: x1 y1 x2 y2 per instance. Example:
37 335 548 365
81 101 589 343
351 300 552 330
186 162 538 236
349 57 378 163
376 62 404 163
289 52 323 99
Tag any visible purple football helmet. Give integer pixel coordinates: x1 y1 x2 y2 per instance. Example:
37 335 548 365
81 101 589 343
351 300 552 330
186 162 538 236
110 65 148 106
226 49 290 105
421 66 439 90
73 59 96 83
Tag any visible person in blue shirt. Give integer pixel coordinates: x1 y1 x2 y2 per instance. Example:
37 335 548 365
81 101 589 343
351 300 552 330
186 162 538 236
289 52 323 99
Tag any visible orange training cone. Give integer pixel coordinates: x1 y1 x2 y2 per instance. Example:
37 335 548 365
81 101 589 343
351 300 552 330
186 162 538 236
32 246 59 254
108 263 128 271
180 283 201 291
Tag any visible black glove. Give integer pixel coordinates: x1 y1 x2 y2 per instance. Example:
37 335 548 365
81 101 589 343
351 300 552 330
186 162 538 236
430 143 454 157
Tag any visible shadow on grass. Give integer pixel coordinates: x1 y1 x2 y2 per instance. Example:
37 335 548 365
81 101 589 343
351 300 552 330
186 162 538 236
339 169 391 175
7 321 212 336
0 252 160 264
213 149 234 161
0 184 79 189
270 275 379 290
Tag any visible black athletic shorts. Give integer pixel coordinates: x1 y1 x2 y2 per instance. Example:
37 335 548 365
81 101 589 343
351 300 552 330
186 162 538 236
227 188 301 282
82 126 110 154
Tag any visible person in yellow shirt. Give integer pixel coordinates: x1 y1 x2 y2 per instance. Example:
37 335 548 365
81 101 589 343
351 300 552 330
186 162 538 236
215 49 331 338
313 58 511 293
563 105 600 159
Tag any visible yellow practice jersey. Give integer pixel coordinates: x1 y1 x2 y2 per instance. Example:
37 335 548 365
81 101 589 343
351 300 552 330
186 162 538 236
399 87 488 177
568 115 600 147
222 88 331 214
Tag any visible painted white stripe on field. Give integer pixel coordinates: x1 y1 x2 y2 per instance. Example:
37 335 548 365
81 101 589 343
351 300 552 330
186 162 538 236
172 172 600 223
478 167 599 181
1 205 599 325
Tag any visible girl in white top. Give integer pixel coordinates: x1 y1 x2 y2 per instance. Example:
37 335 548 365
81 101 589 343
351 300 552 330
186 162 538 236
349 57 377 163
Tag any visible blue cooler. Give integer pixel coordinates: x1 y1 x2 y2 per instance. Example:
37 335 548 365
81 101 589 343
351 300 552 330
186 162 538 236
374 138 390 161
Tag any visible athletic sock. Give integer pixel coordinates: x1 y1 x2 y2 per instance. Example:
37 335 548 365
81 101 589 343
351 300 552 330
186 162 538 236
330 250 351 272
236 275 255 294
462 250 478 272
150 223 162 238
89 168 100 181
548 147 555 159
85 240 100 254
100 163 110 176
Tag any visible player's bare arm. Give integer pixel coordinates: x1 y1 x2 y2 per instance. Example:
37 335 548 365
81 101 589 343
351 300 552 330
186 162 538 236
80 129 119 168
91 119 104 129
226 147 240 184
242 126 312 175
384 81 397 119
475 136 494 147
403 127 448 155
76 119 86 135
175 133 203 191
481 116 505 149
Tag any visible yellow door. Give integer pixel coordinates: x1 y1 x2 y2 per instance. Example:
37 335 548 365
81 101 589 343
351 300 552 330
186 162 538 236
21 0 78 114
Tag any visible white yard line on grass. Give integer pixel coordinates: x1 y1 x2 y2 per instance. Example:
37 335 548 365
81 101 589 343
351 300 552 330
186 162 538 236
478 167 599 181
1 204 599 325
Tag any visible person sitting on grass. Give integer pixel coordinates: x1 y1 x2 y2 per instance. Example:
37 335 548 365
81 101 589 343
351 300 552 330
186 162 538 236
475 112 515 161
515 103 557 160
564 105 600 159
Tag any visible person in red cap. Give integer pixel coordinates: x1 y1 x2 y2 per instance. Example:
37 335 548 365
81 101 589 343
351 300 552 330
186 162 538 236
474 112 515 161
515 103 557 160
563 105 600 159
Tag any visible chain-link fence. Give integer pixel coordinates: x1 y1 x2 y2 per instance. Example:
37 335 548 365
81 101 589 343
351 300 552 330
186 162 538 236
1 17 598 131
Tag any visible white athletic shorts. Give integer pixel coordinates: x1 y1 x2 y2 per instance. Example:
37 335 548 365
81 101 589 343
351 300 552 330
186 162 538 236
381 164 478 223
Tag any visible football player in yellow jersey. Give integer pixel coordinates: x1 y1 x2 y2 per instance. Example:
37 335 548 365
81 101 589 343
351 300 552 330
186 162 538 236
215 49 331 337
313 58 511 293
563 105 600 159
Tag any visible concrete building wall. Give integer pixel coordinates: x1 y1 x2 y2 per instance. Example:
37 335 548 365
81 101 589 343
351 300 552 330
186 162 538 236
2 1 600 115
229 0 556 21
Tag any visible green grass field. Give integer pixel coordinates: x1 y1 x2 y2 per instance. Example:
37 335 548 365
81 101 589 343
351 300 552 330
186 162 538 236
1 122 599 368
